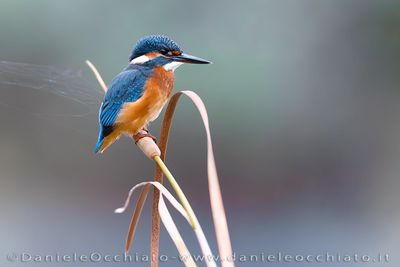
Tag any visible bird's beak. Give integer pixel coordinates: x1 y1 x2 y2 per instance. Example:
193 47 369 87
171 53 212 64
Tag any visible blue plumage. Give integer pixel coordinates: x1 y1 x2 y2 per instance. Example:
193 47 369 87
94 35 211 153
129 35 182 61
94 65 153 153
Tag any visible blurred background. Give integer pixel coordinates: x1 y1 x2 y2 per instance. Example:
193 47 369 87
0 0 399 266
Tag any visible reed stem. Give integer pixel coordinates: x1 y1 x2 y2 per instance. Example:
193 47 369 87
153 155 199 230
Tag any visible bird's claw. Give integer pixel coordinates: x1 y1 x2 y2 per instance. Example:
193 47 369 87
133 129 157 144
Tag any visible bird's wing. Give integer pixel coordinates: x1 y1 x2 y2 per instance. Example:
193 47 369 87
99 68 148 127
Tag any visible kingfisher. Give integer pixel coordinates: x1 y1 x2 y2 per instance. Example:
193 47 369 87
94 35 211 153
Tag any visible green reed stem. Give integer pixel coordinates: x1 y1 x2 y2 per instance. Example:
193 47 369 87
153 155 199 230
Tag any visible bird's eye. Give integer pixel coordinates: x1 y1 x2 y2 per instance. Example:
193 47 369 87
160 49 169 56
167 51 173 56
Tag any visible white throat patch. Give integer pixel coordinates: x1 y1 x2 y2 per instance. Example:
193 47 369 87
163 62 183 72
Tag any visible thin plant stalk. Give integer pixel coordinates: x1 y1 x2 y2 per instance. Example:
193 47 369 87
153 155 216 267
115 181 197 267
153 155 198 229
85 60 107 92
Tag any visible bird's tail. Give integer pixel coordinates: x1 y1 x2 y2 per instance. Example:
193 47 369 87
94 135 104 154
94 126 118 154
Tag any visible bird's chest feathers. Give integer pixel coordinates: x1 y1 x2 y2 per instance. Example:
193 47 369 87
117 67 174 133
143 67 174 120
146 66 174 100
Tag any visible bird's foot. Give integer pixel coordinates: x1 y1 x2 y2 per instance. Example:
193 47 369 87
133 129 157 144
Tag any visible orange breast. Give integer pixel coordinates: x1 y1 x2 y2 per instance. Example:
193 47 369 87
116 66 174 135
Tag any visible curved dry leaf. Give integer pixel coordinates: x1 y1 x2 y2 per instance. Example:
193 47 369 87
115 181 188 220
116 181 195 267
167 91 234 267
158 194 196 267
124 184 150 253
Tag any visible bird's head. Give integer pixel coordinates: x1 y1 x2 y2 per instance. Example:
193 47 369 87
129 35 211 71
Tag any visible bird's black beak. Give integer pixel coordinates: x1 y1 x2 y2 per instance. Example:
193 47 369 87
171 53 212 64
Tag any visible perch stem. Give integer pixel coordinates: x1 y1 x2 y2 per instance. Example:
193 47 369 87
153 155 199 230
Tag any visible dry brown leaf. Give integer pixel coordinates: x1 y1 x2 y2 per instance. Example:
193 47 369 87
124 184 150 253
116 181 196 267
154 91 234 266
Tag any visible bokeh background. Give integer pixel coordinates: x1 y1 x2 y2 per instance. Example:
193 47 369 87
1 0 399 266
